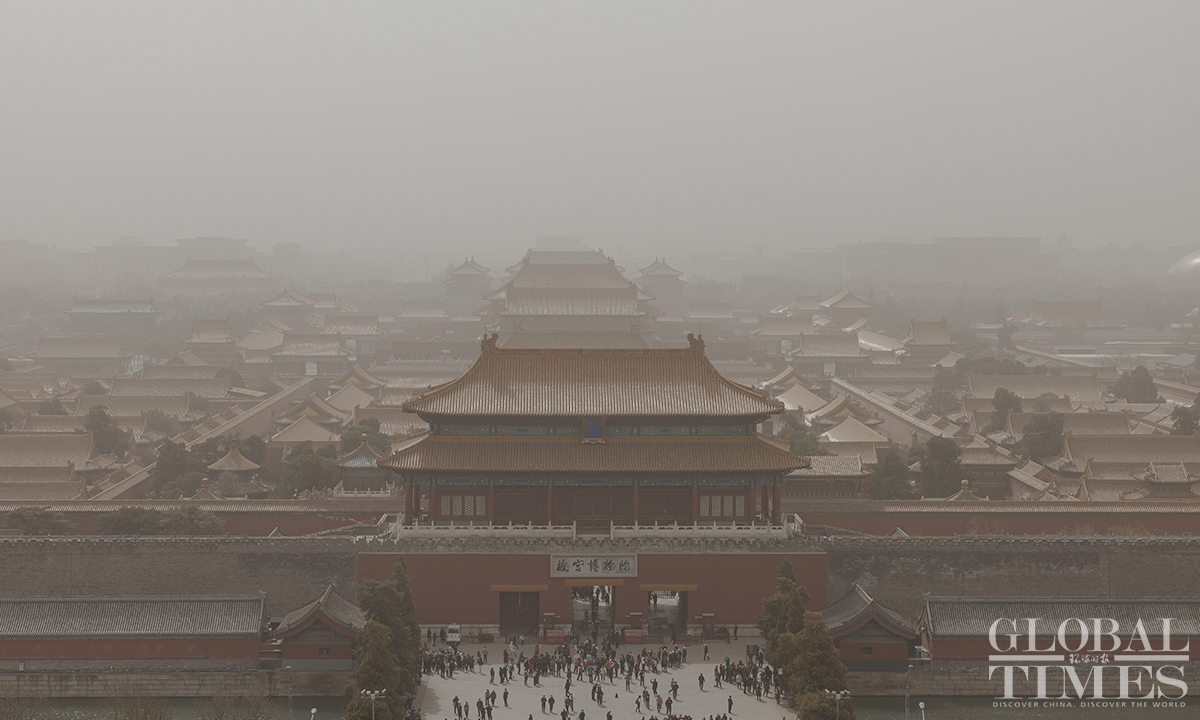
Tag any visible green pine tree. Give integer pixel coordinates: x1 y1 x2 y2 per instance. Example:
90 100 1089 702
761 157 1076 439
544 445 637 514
346 621 404 720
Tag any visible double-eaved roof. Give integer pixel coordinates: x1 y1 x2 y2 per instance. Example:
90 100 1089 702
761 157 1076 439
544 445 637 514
0 596 264 638
494 261 644 316
639 258 683 277
401 335 783 419
379 433 806 474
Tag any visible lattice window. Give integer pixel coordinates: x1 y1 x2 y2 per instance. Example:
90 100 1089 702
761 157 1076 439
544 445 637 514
700 492 746 520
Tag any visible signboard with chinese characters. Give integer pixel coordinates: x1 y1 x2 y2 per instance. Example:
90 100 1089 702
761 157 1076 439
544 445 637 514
550 554 637 578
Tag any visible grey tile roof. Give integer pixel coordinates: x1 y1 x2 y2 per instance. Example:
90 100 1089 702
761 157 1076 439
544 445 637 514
32 336 127 359
76 395 195 420
819 290 872 310
161 258 273 281
207 448 261 472
754 316 815 337
186 318 235 343
275 334 349 357
791 333 865 358
0 596 264 638
110 377 230 399
0 434 95 468
821 584 915 637
903 320 952 346
821 418 889 443
140 365 224 379
261 288 314 308
787 455 868 477
321 314 382 336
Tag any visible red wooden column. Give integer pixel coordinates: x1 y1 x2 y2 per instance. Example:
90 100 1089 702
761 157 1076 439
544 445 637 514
405 482 415 525
772 484 783 525
631 484 640 524
429 483 439 523
691 484 700 524
487 484 496 523
546 485 554 525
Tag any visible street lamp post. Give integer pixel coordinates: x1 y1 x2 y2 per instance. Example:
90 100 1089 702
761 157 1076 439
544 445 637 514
824 689 849 719
362 689 387 720
310 708 318 720
286 665 294 720
906 663 914 720
919 701 927 719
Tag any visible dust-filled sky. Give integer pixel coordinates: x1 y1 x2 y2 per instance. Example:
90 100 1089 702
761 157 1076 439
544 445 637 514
2 2 1198 258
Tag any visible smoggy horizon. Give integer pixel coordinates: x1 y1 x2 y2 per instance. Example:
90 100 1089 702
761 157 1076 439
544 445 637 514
3 2 1198 260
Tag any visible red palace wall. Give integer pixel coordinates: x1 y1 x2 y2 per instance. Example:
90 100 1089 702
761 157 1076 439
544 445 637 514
358 552 828 628
19 508 394 537
0 637 260 660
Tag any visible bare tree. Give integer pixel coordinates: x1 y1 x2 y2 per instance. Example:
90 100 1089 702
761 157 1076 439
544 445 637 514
196 680 284 720
0 694 52 720
109 695 172 720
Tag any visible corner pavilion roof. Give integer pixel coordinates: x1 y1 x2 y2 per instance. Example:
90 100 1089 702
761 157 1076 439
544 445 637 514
401 334 783 419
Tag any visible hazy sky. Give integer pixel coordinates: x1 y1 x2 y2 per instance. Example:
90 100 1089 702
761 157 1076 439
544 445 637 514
2 2 1198 259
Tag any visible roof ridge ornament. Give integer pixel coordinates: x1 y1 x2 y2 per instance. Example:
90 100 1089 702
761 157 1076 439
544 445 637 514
686 333 705 353
481 333 500 353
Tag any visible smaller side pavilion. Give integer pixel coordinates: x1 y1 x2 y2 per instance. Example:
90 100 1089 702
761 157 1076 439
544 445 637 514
821 584 916 671
272 585 367 671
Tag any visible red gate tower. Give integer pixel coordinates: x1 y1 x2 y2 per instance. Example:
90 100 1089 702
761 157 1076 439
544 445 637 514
380 334 806 530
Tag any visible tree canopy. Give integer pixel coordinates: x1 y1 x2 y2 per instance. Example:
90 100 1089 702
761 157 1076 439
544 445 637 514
1013 413 1065 462
985 387 1022 433
358 558 422 696
756 561 854 720
4 507 75 535
340 418 391 456
96 506 223 536
915 436 963 498
866 451 914 500
84 406 130 459
345 621 404 720
777 415 828 457
36 398 67 416
1111 366 1162 403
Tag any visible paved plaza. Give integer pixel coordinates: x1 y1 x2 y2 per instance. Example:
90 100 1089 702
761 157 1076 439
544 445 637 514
416 640 796 720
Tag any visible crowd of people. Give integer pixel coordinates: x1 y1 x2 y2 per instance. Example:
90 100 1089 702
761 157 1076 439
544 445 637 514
421 635 785 720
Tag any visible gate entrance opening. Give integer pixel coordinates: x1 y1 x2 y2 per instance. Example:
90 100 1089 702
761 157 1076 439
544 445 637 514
499 591 540 638
646 590 688 643
570 585 616 639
